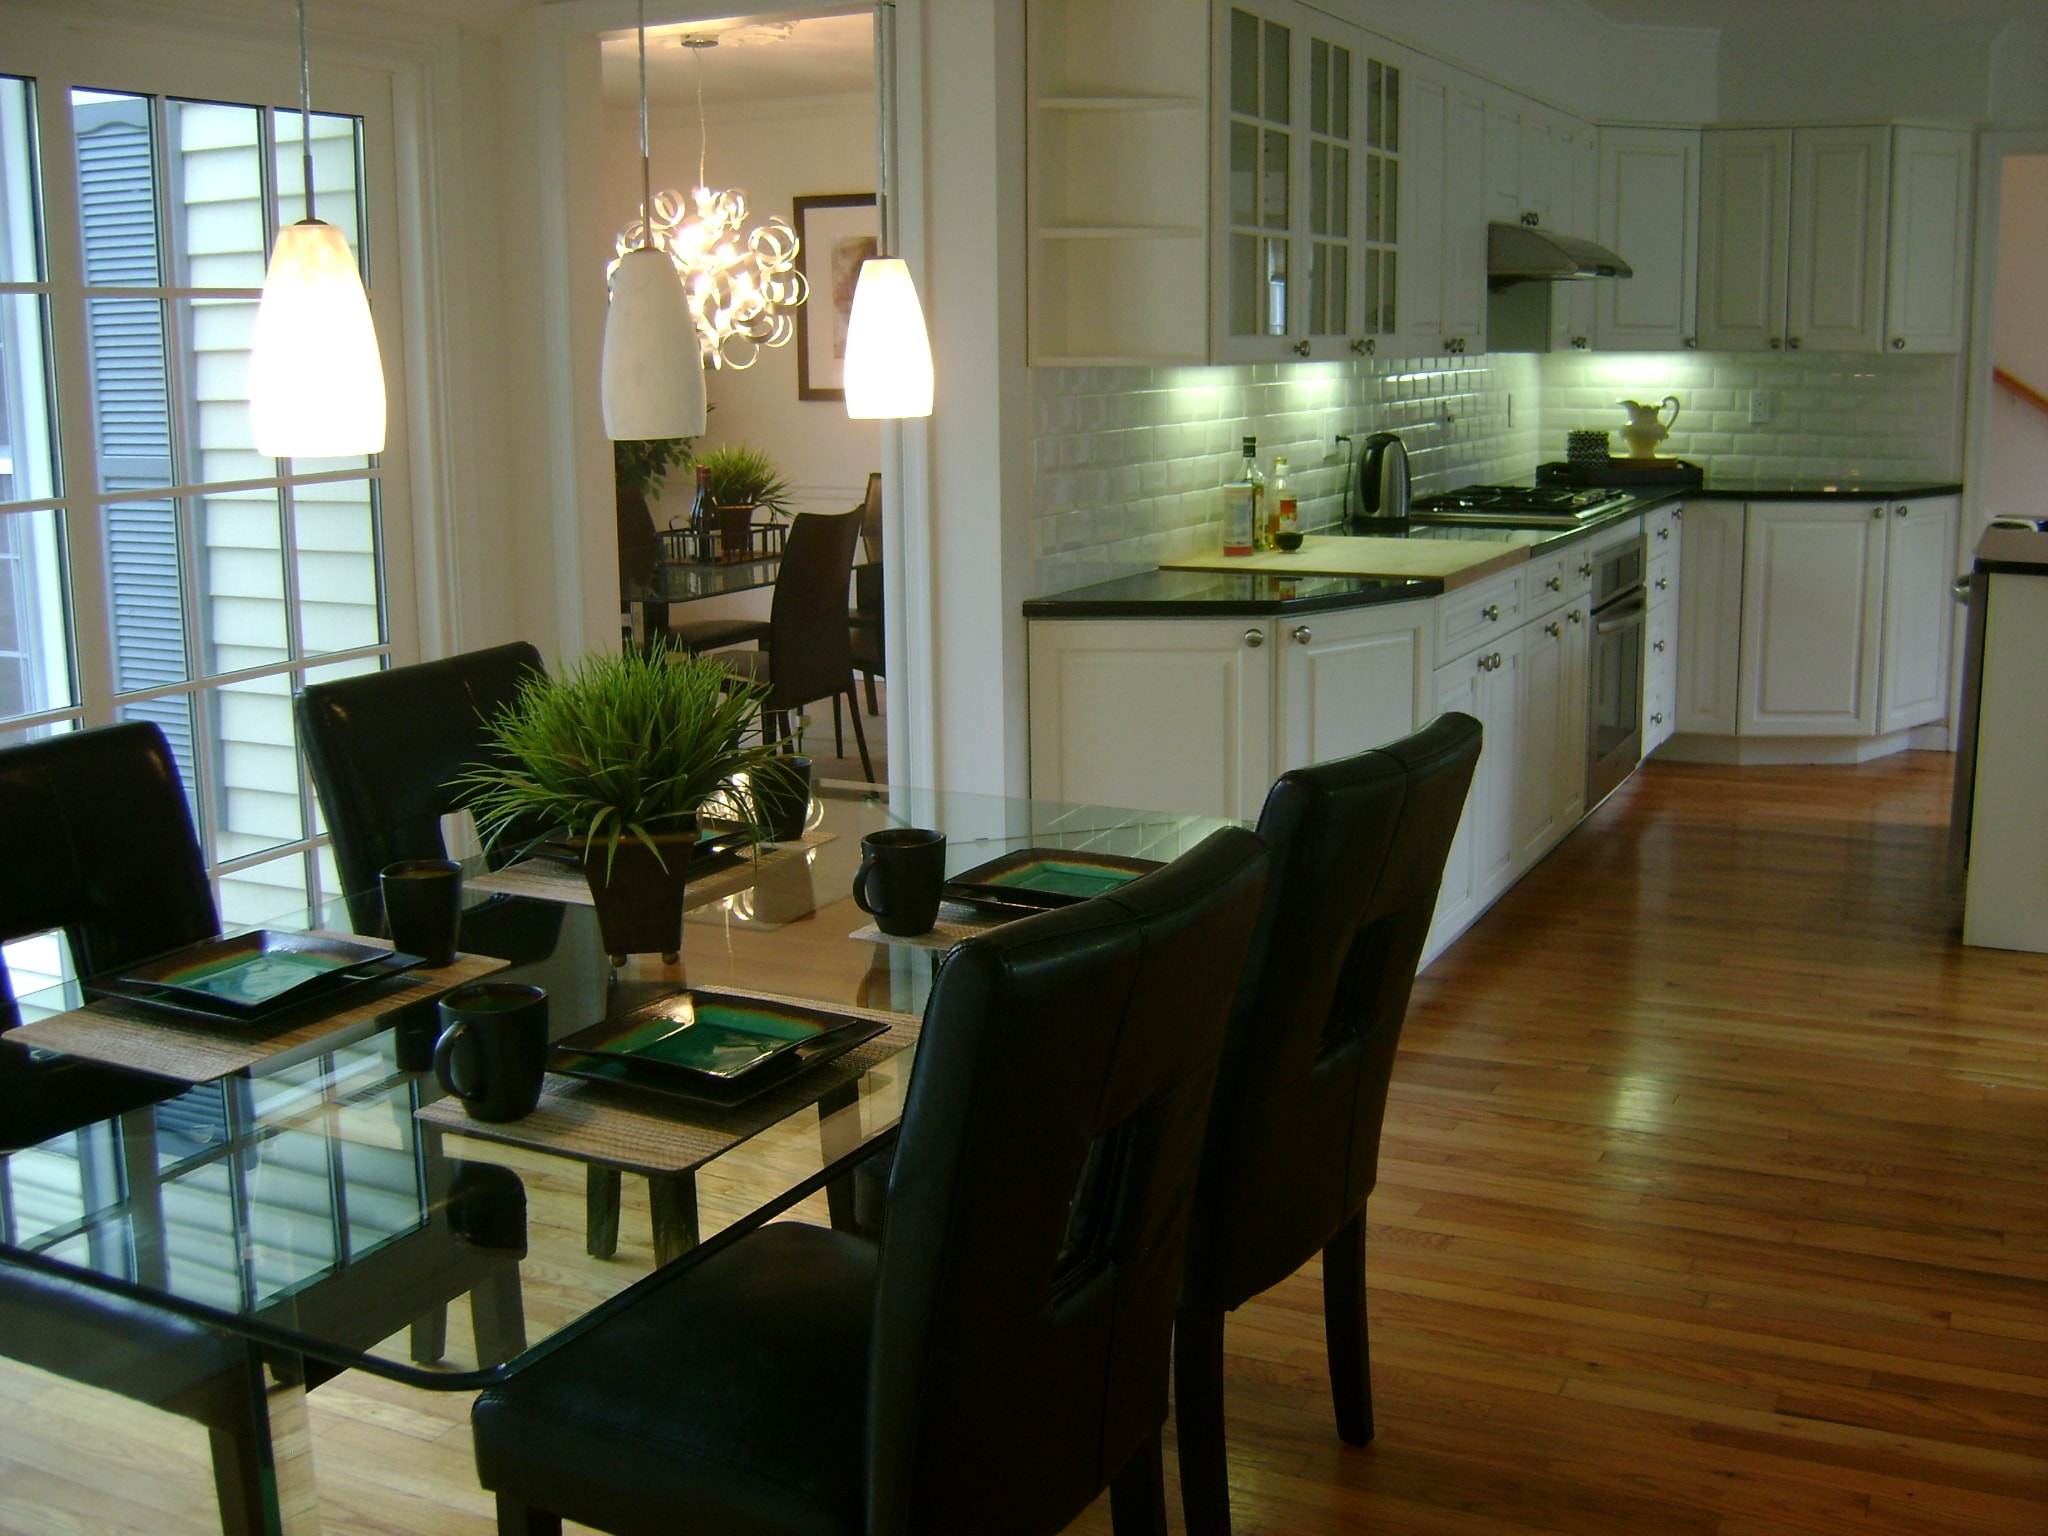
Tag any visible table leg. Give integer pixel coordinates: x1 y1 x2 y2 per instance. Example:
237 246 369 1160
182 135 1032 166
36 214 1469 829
208 1344 320 1536
649 1172 700 1266
586 1166 622 1258
817 1081 863 1232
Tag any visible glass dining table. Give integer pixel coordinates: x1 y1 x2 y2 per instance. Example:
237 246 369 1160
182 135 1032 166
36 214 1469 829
0 782 1232 1532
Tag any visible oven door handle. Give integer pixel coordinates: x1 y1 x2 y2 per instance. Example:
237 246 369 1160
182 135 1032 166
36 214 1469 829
1593 599 1647 636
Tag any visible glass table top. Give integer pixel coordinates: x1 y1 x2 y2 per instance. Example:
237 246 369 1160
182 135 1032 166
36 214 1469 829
0 784 1233 1388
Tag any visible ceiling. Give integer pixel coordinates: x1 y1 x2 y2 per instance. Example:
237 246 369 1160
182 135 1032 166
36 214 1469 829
1575 0 2037 25
599 11 873 108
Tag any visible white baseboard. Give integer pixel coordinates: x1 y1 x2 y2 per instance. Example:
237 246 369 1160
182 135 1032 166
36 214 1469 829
1656 731 1925 766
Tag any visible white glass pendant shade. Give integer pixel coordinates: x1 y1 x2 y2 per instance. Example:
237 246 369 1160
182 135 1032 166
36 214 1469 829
603 246 707 439
842 258 933 420
249 220 386 457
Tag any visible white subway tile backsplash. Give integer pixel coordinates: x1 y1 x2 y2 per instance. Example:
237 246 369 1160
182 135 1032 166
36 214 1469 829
1028 347 1963 597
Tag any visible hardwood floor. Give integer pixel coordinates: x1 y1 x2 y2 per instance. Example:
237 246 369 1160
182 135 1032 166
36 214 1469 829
5 752 2046 1534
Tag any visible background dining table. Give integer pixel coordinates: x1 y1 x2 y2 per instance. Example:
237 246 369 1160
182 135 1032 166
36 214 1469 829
0 781 1230 1533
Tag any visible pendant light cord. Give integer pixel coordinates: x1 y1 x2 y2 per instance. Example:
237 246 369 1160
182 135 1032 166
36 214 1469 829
296 0 315 222
637 0 652 249
873 2 894 259
694 42 708 192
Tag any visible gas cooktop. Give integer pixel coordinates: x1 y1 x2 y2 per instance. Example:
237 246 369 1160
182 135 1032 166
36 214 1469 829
1408 485 1635 528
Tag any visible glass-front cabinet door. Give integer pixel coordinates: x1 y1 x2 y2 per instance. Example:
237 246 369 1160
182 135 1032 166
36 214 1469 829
1214 1 1403 363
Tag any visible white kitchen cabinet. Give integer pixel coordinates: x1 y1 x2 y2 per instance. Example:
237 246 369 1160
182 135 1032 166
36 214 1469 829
1426 628 1523 956
1642 505 1683 754
1442 77 1489 353
1597 127 1700 351
1026 0 1209 364
1398 64 1448 355
1027 618 1277 820
1697 129 1793 352
1512 609 1569 868
1275 602 1432 772
1877 495 1960 734
1485 92 1526 226
1675 500 1744 736
1885 128 1972 353
1786 126 1889 352
1697 123 1968 355
1738 501 1889 736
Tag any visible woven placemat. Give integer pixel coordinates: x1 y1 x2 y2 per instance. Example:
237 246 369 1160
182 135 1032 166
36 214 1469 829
416 984 919 1178
8 946 509 1084
468 831 837 911
850 900 1011 952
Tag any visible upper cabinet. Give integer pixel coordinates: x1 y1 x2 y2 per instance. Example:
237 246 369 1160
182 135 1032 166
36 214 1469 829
1597 127 1700 351
1025 0 1210 363
1698 124 1970 354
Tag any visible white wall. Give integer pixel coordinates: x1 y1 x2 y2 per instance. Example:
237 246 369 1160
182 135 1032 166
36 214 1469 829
1715 10 2007 125
1986 154 2048 523
602 91 881 527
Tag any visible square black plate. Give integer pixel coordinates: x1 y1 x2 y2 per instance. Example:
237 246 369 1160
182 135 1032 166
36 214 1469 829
942 848 1162 913
87 932 421 1025
551 989 893 1107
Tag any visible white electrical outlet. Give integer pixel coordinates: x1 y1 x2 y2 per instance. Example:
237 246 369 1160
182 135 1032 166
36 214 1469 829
1749 389 1779 426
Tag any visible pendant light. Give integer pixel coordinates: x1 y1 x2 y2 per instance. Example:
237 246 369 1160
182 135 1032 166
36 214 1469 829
601 0 707 440
608 36 807 372
249 0 386 458
842 1 933 419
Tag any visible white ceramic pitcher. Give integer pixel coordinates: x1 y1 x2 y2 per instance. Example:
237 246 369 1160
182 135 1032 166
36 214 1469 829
1617 396 1680 460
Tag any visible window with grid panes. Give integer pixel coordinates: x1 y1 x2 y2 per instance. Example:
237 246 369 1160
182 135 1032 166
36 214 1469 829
0 71 391 968
1227 8 1292 337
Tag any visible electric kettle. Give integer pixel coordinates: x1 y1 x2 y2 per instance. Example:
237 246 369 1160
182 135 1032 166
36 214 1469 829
1355 432 1410 523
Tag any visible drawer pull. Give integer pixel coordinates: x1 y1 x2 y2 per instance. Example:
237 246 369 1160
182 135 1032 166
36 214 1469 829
1291 339 1311 356
1656 526 1670 540
1654 577 1669 591
1893 506 1908 518
1650 711 1665 726
1652 639 1667 653
1578 562 1593 578
1544 622 1561 638
1243 628 1265 648
1292 625 1313 645
1545 575 1562 592
1568 609 1584 624
1482 604 1500 622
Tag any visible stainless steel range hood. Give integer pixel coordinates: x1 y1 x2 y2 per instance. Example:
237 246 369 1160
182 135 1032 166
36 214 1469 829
1488 221 1633 285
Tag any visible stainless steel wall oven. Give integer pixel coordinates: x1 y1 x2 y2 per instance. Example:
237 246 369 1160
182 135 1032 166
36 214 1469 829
1586 534 1647 806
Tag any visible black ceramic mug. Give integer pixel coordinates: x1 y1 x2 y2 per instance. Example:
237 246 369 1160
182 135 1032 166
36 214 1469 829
852 827 947 936
381 858 463 968
433 982 549 1122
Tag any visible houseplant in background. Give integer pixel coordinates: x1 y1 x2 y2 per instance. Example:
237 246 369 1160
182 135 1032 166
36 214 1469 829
695 443 795 562
458 647 800 962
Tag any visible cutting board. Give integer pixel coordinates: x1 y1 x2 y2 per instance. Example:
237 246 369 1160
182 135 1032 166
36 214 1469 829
1159 535 1529 590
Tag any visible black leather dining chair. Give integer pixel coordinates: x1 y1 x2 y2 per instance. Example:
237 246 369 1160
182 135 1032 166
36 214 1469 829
710 507 873 780
1173 713 1483 1536
470 826 1271 1536
0 722 274 1533
294 641 547 937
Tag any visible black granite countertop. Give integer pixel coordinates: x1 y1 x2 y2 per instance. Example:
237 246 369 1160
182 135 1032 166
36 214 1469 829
1974 526 2048 577
1020 568 1441 619
1689 481 1962 501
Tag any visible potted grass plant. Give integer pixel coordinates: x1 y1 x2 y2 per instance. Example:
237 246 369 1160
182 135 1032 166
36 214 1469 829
695 443 795 562
458 647 802 962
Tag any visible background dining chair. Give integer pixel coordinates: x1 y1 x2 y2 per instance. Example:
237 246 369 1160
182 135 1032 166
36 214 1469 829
847 472 885 719
470 826 1270 1536
709 507 873 780
0 721 275 1534
295 641 546 937
1173 713 1483 1536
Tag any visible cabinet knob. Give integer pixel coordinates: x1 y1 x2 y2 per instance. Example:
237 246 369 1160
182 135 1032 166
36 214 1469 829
1654 577 1669 591
1492 651 1504 667
1544 621 1561 638
1788 336 1802 350
1651 711 1665 726
1521 210 1540 226
1352 337 1375 356
1892 337 1907 350
1545 576 1562 592
1871 507 1884 520
1572 335 1589 350
1578 562 1593 578
1656 526 1670 540
1568 609 1584 624
1292 625 1313 645
1770 337 1783 349
1482 604 1500 621
1652 639 1667 653
1243 628 1265 648
1893 505 1908 518
1291 339 1311 357
1673 508 1684 521
1684 336 1699 349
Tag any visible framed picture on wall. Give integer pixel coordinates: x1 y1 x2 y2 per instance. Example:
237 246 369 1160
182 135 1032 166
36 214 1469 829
793 193 878 402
